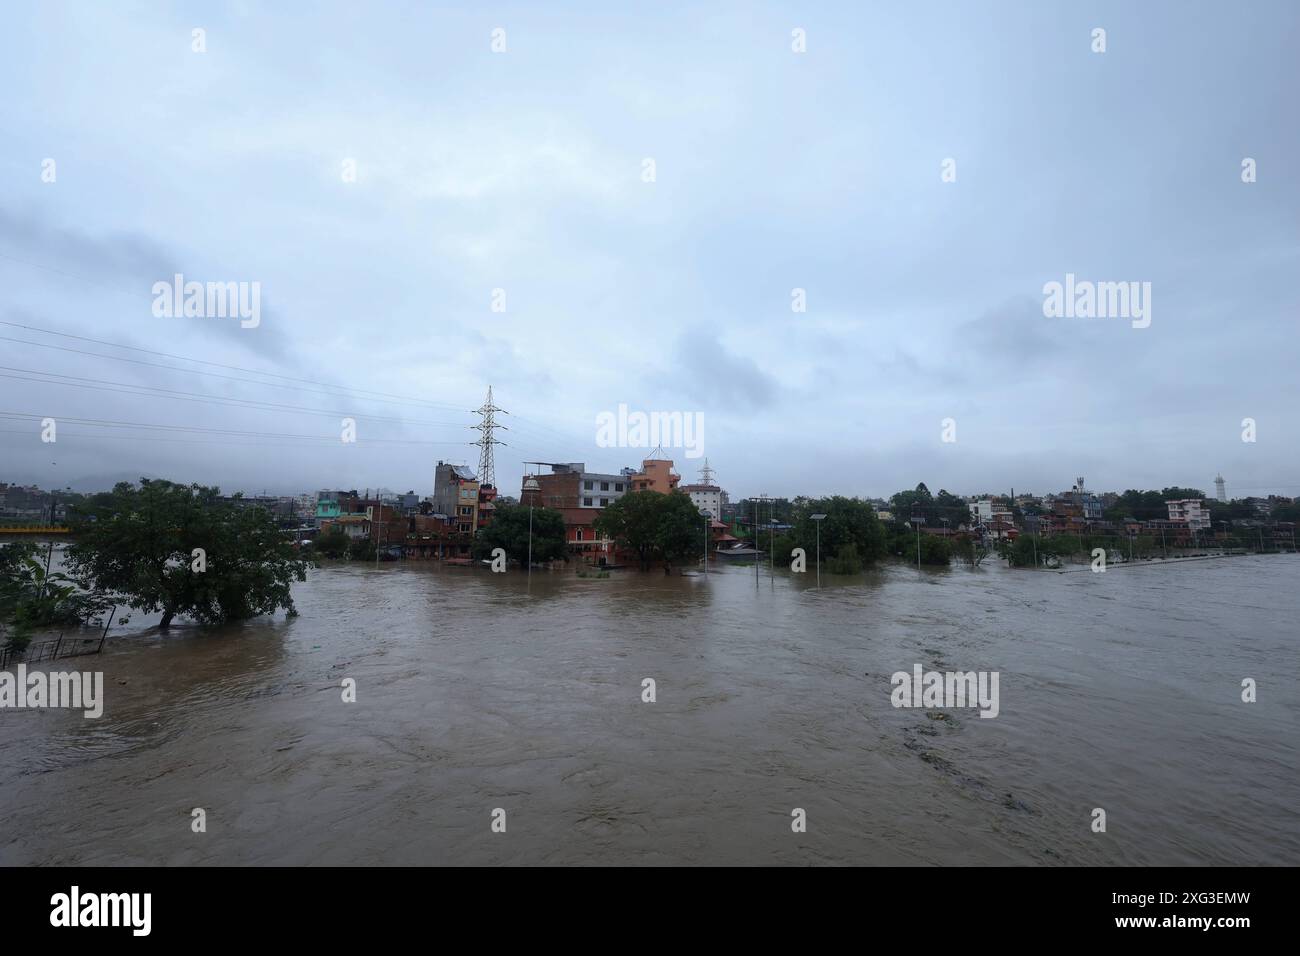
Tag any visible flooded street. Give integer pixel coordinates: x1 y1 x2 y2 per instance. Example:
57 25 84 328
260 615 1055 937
1 555 1296 866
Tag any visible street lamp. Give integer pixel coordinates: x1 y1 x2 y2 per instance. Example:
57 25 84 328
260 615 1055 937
751 495 771 587
810 513 827 588
701 509 712 574
523 476 540 580
910 514 925 570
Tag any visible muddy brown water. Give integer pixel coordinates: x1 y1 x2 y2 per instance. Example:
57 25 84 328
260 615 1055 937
1 555 1296 865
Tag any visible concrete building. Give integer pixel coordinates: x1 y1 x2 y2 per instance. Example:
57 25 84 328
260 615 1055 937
577 469 629 508
1166 498 1210 531
519 463 626 560
680 482 723 518
433 462 481 534
629 457 680 494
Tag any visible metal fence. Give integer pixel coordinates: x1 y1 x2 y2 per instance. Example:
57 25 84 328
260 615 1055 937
0 631 107 671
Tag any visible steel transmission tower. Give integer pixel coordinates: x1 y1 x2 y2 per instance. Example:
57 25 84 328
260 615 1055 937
471 386 508 489
698 458 715 485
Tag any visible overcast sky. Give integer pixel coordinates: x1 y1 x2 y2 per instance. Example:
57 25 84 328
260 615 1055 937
2 1 1297 503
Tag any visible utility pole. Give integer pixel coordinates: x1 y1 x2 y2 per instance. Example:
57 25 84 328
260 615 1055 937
42 485 57 598
811 513 827 588
769 497 776 586
523 475 540 582
751 495 772 588
701 510 711 574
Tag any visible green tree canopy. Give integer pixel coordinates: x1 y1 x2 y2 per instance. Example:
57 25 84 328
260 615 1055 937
889 485 968 530
781 496 888 573
594 491 705 571
64 479 310 629
471 504 567 564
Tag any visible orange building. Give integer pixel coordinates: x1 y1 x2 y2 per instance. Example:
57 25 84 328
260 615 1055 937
629 457 680 494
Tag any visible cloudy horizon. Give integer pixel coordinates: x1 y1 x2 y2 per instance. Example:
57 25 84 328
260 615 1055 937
2 0 1297 504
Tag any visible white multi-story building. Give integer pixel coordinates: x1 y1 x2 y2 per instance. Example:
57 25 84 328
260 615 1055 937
1166 498 1210 531
578 469 629 508
680 483 723 518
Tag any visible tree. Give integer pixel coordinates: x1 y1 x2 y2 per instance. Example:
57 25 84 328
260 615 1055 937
1272 502 1300 524
784 496 887 574
653 491 707 571
890 485 969 530
64 479 310 629
314 526 352 559
1161 487 1206 502
471 504 567 564
886 522 954 565
594 491 704 571
2 541 115 651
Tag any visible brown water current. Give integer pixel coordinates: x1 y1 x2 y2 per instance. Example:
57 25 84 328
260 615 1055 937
1 555 1296 865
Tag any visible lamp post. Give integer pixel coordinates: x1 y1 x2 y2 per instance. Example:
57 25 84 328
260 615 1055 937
524 476 540 580
701 509 711 574
811 513 827 588
911 514 924 570
751 495 771 587
769 498 776 586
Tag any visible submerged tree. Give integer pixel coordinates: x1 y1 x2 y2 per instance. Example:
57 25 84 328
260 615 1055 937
1 541 114 650
471 504 567 565
791 496 889 574
64 479 310 629
594 491 704 571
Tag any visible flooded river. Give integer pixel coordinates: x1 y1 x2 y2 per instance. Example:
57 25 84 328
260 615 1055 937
1 555 1296 865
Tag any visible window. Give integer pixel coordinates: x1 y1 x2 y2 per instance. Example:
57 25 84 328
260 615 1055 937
460 506 472 516
584 481 593 490
600 498 609 506
600 482 609 491
615 483 624 492
584 497 593 506
576 529 584 541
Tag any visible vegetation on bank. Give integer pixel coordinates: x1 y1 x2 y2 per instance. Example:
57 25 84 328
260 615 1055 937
471 504 568 564
63 479 310 630
594 491 704 571
6 473 1292 650
0 540 115 651
314 526 376 561
763 496 888 574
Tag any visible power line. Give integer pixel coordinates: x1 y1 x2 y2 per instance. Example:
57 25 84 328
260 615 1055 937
1 320 593 442
0 366 471 427
0 328 461 411
0 411 474 445
0 427 456 449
